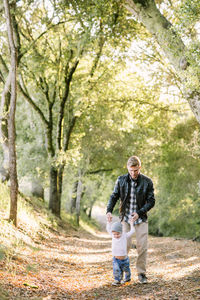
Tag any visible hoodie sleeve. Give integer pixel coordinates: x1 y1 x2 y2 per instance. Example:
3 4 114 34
106 222 112 236
126 224 135 239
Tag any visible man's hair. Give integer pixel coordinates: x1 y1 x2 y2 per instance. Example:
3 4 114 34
127 155 141 167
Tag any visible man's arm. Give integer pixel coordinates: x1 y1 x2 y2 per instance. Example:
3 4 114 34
106 177 120 214
137 179 155 218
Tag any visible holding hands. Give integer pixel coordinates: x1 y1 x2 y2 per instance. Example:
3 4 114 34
106 212 112 223
131 212 139 222
129 216 134 225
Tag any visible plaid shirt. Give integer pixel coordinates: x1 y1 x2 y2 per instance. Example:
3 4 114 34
124 176 143 225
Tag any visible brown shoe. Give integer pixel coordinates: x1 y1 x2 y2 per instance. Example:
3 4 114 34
138 273 147 284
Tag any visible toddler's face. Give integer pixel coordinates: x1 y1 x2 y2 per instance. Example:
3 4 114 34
112 231 121 239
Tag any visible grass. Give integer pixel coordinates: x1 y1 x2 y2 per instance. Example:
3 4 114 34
0 181 99 299
0 182 98 273
0 286 9 300
0 184 53 254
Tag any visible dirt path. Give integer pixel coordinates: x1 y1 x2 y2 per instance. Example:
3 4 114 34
0 214 200 300
92 206 119 230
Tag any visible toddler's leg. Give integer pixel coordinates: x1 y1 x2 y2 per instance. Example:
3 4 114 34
113 257 123 282
122 257 131 282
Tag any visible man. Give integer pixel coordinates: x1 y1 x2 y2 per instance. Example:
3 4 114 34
106 155 155 284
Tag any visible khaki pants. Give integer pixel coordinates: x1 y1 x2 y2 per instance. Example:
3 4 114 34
122 221 148 275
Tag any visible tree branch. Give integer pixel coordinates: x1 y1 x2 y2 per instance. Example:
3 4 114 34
90 19 105 78
124 0 187 71
87 168 113 174
18 21 66 61
57 56 79 150
18 81 48 126
64 115 77 152
109 97 179 113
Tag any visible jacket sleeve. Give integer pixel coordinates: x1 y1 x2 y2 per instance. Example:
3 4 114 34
137 179 155 218
106 177 120 214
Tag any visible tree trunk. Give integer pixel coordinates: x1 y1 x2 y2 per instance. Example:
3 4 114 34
88 198 96 219
49 165 60 217
76 177 83 226
0 85 10 180
1 1 20 183
57 164 64 216
69 180 78 213
3 0 18 226
125 0 200 124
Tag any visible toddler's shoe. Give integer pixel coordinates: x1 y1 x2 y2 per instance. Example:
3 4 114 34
121 279 131 284
112 280 121 286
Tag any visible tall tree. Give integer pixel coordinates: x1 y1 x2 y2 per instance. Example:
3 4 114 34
124 0 200 124
3 0 18 226
15 0 137 217
0 0 21 181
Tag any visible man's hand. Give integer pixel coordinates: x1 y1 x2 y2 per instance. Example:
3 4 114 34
106 212 112 222
132 212 139 222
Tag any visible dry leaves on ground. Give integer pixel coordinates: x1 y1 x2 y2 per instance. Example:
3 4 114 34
0 225 200 300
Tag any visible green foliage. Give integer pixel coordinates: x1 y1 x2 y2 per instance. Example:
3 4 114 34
149 117 200 239
1 0 200 240
177 0 200 28
16 100 47 180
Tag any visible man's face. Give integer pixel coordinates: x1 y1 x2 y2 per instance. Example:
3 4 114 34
127 165 141 180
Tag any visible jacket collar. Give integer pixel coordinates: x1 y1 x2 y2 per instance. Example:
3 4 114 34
126 172 141 184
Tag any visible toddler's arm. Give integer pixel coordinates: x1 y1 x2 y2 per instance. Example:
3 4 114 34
106 221 112 236
126 217 135 238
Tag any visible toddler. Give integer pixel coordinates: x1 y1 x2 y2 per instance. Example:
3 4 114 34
106 218 135 285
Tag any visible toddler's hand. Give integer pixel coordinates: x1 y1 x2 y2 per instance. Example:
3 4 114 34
106 212 112 223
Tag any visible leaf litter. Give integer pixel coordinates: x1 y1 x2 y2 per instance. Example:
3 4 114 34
0 224 199 299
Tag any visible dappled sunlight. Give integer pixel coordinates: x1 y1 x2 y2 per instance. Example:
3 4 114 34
184 256 199 262
150 261 200 280
90 231 111 239
67 247 111 254
147 237 200 284
18 209 41 233
1 225 200 299
72 237 111 244
0 183 199 299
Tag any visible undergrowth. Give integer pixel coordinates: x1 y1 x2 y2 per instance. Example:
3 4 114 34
0 182 98 273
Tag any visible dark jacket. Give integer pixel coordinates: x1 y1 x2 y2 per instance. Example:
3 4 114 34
106 173 155 222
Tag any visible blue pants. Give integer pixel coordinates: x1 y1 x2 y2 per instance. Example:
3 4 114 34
113 256 131 282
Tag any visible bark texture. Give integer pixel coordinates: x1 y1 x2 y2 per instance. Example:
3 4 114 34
76 176 83 226
125 0 200 124
3 0 18 226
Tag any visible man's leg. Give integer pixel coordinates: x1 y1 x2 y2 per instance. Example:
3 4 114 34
135 222 148 277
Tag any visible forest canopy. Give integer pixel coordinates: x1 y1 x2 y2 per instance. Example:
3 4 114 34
0 0 200 239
